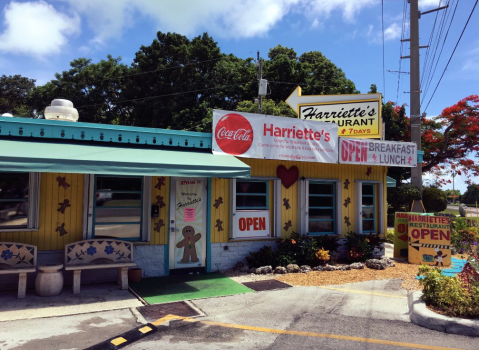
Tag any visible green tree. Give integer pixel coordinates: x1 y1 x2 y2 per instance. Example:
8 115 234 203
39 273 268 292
461 184 479 205
443 189 461 204
0 75 36 117
236 99 296 118
30 56 132 124
422 187 447 212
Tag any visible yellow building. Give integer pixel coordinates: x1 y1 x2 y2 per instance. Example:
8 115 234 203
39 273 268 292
1 108 412 288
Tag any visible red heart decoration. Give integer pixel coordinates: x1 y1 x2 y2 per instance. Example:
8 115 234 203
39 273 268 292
276 165 299 189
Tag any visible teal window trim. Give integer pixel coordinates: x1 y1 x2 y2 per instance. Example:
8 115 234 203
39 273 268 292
236 180 269 210
308 181 336 235
92 175 144 240
362 183 376 234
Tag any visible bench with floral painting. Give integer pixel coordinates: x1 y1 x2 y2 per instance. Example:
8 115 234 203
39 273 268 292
64 239 136 294
0 242 37 298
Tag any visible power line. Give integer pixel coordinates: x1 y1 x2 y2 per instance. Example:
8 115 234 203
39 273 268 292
396 0 408 104
75 80 255 109
423 0 478 112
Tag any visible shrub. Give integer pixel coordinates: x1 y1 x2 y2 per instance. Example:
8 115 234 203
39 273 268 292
345 232 383 262
246 245 275 268
422 187 447 213
315 235 339 253
275 232 320 267
387 184 421 212
386 228 395 244
418 265 479 318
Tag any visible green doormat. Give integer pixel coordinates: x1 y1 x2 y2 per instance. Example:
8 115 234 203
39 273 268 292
130 272 254 304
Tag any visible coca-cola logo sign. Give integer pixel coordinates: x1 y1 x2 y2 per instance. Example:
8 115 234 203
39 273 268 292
215 113 254 155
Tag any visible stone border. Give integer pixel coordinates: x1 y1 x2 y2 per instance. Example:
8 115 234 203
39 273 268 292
408 291 479 337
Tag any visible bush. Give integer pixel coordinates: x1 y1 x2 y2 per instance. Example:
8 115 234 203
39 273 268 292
345 232 383 262
386 228 395 244
246 245 275 268
275 232 321 267
422 187 447 213
418 265 479 318
387 184 421 212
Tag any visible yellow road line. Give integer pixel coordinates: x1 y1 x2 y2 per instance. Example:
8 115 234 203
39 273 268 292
318 286 408 299
153 314 466 350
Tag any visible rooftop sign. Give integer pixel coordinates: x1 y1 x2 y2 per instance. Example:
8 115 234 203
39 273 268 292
286 86 382 139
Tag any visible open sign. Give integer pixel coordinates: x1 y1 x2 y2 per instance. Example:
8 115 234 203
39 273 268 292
234 210 270 238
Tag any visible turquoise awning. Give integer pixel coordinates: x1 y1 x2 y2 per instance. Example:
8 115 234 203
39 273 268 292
387 176 396 187
0 139 250 178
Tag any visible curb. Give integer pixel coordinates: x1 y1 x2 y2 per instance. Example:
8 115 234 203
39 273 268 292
84 323 158 350
408 291 479 337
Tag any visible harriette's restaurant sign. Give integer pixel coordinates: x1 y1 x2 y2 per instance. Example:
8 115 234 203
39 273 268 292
339 138 417 167
212 110 338 163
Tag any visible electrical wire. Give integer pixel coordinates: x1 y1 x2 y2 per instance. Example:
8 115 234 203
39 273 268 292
382 0 386 100
396 0 408 104
423 0 478 113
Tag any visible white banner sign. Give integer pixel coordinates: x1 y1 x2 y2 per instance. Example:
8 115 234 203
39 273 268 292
339 138 417 167
213 110 338 163
234 210 270 238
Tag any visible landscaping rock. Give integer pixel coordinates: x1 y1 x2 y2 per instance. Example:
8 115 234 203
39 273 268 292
365 259 387 270
274 266 287 274
257 266 272 274
286 264 300 273
340 265 351 271
380 257 396 267
324 264 340 271
350 262 364 270
300 265 311 273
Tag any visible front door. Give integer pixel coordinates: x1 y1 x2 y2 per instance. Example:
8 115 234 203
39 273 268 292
169 178 207 271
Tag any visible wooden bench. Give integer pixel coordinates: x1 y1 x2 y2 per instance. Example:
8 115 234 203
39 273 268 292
65 239 136 294
0 242 37 298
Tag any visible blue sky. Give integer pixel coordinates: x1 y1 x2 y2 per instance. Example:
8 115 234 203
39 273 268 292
0 0 478 192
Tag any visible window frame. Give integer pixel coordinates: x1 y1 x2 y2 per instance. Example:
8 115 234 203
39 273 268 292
230 178 280 239
0 172 40 232
361 184 376 233
84 175 151 242
354 180 384 235
299 178 341 236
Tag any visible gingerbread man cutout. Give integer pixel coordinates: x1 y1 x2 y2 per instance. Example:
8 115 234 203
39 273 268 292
57 199 71 214
283 198 291 210
176 226 201 263
56 223 68 236
284 220 292 231
215 219 223 231
156 195 166 208
213 197 223 209
154 219 165 232
56 176 70 190
155 177 165 190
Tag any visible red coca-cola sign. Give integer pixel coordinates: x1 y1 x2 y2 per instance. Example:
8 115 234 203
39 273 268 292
215 113 254 155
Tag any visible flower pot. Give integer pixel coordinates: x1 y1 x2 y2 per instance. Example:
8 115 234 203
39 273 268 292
128 268 142 283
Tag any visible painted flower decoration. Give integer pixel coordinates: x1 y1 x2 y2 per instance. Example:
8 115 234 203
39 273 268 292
1 249 13 260
86 246 97 256
104 245 114 255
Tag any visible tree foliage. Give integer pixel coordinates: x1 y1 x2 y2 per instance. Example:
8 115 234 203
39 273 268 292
384 95 479 186
422 187 447 213
0 75 36 117
462 184 479 205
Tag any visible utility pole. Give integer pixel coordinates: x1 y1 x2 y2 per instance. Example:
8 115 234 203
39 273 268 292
407 0 447 212
257 51 262 114
409 0 423 212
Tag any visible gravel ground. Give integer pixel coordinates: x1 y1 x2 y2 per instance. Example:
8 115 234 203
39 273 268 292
223 256 467 292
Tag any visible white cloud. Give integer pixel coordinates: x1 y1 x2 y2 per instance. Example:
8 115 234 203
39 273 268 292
384 22 401 41
305 0 377 23
0 1 80 58
461 45 479 77
419 0 444 10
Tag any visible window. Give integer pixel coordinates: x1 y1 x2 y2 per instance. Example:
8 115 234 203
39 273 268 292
0 172 39 230
354 181 384 235
88 175 150 241
231 179 280 239
361 184 376 233
307 181 337 235
236 180 268 209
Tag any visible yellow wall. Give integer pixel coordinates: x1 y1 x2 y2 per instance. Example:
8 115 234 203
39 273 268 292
150 176 170 245
0 173 84 250
210 158 387 243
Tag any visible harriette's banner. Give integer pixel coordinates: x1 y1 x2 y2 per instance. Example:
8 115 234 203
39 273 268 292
339 138 417 167
212 110 338 163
